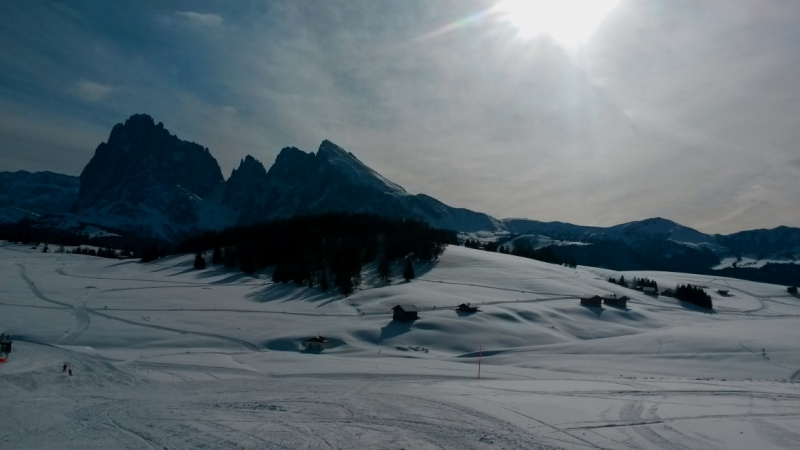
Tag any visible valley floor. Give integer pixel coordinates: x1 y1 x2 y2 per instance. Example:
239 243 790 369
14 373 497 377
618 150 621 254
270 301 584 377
1 242 799 449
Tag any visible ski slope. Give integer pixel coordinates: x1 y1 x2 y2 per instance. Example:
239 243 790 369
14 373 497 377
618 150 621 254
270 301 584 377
2 242 799 449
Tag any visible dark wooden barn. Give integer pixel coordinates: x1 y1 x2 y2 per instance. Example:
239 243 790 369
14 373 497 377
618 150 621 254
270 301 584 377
392 305 419 322
580 295 603 306
457 303 479 313
0 333 11 352
302 336 329 351
602 294 629 308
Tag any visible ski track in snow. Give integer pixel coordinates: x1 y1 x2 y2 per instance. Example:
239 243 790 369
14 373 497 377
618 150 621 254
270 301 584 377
17 263 260 352
56 296 90 345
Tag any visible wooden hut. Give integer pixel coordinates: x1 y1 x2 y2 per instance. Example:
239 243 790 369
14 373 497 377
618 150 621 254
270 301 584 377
602 294 629 308
717 289 730 296
392 305 419 322
580 295 603 307
457 303 479 313
0 333 11 353
0 333 11 362
660 289 676 297
789 286 798 294
302 336 329 351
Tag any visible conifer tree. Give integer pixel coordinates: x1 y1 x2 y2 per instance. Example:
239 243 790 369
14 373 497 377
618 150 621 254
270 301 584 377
193 252 206 270
403 258 415 281
378 256 391 282
212 247 223 264
319 270 330 292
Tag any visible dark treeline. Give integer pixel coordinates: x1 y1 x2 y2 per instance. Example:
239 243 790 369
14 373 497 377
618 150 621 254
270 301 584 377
675 284 713 309
633 277 658 290
608 275 627 287
175 213 457 296
0 217 168 255
712 263 800 288
500 240 577 268
68 246 128 259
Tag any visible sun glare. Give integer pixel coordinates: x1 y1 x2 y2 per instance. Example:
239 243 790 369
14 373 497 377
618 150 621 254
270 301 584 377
493 0 621 47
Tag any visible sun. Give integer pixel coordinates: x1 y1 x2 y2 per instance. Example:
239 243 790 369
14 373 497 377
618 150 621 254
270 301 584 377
493 0 621 47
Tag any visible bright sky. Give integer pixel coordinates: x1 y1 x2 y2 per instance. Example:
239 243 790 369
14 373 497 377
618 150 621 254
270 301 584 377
1 0 799 234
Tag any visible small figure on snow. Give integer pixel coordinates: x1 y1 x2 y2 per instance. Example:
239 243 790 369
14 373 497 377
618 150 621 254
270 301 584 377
68 369 73 376
62 363 67 373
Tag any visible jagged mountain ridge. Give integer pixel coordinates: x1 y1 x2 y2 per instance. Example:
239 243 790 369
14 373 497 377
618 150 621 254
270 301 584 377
221 140 501 231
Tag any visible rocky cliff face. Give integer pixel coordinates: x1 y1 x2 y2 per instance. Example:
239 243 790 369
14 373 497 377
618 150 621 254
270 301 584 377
222 140 499 231
72 114 236 240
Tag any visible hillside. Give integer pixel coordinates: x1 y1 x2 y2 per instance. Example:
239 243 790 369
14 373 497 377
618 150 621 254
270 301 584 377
2 241 799 449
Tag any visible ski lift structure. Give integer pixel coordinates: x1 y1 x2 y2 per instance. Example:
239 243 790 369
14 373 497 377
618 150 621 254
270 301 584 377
0 333 11 362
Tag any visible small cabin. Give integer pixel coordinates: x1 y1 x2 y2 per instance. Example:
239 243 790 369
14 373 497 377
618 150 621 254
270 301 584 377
660 289 675 297
457 303 479 313
302 336 329 351
580 295 603 307
788 286 797 294
603 294 629 308
392 305 419 322
0 333 11 353
643 287 657 295
717 289 730 296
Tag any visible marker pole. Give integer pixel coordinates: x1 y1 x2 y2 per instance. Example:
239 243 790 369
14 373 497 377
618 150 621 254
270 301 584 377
478 346 482 379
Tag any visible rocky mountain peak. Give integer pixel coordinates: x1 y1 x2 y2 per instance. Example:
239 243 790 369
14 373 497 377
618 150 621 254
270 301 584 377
230 155 267 180
71 114 232 240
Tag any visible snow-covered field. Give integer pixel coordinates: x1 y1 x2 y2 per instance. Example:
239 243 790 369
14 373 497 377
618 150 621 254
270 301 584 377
2 241 799 449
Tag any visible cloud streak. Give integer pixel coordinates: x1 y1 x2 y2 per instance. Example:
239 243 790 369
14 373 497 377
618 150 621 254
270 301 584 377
174 11 223 27
71 80 112 102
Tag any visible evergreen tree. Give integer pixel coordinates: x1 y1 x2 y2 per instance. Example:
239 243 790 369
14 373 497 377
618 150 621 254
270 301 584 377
212 247 223 264
319 270 330 292
675 284 713 309
338 274 354 296
193 252 206 270
403 258 415 281
378 257 391 281
238 247 255 273
223 246 237 269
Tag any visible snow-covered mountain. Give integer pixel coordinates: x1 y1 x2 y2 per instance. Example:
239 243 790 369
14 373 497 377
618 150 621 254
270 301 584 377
1 113 798 279
70 114 237 241
222 140 500 231
0 170 79 223
503 217 720 248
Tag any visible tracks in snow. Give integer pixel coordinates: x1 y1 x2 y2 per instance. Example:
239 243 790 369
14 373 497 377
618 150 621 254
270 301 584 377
56 296 91 345
17 263 260 352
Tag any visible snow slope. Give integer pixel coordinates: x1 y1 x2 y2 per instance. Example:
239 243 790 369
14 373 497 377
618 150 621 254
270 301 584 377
2 242 799 449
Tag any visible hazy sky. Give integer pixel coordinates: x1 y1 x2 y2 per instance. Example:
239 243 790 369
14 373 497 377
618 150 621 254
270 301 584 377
1 0 798 234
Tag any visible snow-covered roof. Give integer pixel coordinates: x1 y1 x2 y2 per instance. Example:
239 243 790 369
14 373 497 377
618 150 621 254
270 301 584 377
392 304 418 312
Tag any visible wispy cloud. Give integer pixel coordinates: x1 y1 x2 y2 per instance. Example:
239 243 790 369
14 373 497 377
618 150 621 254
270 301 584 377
71 80 112 102
174 11 223 27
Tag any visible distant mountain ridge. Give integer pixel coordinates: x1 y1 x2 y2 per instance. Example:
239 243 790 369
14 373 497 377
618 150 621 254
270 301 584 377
0 113 797 285
0 170 79 223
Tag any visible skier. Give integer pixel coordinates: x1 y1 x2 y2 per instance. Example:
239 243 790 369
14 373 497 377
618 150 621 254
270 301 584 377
62 363 67 373
68 369 73 376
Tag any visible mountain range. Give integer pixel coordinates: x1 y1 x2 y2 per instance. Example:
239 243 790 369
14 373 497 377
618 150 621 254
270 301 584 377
1 114 798 283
